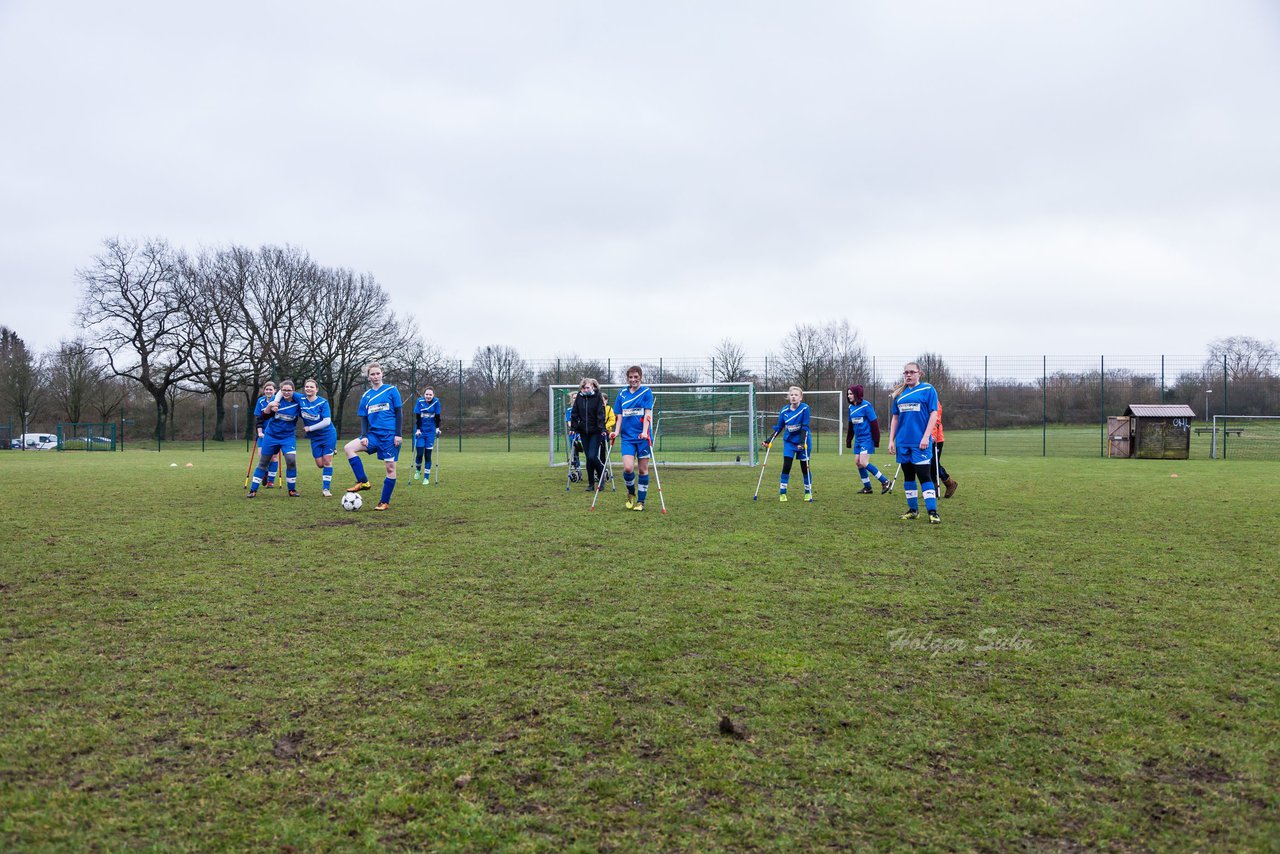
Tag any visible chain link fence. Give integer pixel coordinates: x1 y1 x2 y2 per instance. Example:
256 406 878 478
18 355 1276 459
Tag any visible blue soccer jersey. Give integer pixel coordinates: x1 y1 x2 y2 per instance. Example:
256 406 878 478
892 383 939 448
262 395 303 442
359 384 403 436
415 397 441 448
773 403 811 446
299 395 336 439
614 385 654 441
848 401 878 448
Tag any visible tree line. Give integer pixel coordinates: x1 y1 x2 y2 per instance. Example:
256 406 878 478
1 235 1277 440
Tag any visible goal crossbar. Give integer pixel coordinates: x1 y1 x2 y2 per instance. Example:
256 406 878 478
549 382 757 466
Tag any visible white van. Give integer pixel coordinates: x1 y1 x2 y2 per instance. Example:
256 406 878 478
16 433 58 450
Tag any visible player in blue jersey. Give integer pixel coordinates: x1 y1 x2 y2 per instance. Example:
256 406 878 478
248 379 303 497
845 384 893 495
252 381 280 488
608 365 654 511
765 386 813 502
299 378 338 497
342 363 403 511
887 362 942 523
413 385 442 485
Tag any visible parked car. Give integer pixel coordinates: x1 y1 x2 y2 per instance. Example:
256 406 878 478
16 433 59 450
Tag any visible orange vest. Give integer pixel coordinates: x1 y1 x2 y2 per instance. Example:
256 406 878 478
932 402 945 443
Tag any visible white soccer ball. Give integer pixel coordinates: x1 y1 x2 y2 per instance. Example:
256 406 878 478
341 492 363 511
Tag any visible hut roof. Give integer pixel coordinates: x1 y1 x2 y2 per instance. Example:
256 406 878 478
1124 404 1197 418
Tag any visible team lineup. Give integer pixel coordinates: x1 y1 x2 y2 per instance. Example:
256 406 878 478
245 361 957 519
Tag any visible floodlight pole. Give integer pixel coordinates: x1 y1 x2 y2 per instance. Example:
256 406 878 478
1204 389 1211 423
22 411 29 450
233 403 240 442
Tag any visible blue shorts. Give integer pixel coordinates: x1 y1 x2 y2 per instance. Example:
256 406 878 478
363 431 401 462
308 429 336 459
782 440 809 461
853 440 875 455
896 443 933 465
620 438 652 460
260 436 297 459
415 430 437 450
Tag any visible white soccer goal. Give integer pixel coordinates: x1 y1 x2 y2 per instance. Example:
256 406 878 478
1209 415 1280 460
549 382 757 466
755 390 846 456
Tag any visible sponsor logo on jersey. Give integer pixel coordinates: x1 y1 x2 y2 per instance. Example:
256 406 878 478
898 402 922 413
852 416 865 424
621 407 645 417
368 402 391 414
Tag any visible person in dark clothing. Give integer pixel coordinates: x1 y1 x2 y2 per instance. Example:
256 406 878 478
570 377 608 491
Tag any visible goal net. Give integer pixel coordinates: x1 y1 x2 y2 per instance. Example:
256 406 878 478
549 382 756 466
1209 415 1280 460
56 422 118 451
755 390 846 456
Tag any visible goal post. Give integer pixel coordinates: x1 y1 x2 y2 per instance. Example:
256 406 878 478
1209 415 1280 460
548 382 756 466
755 390 846 456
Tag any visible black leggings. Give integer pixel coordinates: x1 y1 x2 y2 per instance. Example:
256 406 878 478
901 460 934 485
932 441 949 483
780 456 810 477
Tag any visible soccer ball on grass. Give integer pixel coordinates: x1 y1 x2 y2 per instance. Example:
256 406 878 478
341 492 363 511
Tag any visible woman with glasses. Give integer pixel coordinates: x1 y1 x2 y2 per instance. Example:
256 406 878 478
887 362 941 524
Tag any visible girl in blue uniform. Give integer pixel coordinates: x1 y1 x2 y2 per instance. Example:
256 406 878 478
299 378 338 497
609 366 654 511
252 381 280 488
846 384 892 495
765 386 812 502
248 379 303 497
887 362 941 523
343 363 403 511
413 386 442 484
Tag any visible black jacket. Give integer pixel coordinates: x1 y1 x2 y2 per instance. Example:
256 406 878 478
571 392 607 436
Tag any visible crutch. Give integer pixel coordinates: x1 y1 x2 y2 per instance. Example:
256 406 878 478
432 432 442 486
243 440 260 489
589 437 616 511
644 435 667 515
753 431 779 501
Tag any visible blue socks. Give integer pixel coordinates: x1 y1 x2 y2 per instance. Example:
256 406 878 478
322 466 332 491
381 477 396 504
638 474 649 503
349 455 368 482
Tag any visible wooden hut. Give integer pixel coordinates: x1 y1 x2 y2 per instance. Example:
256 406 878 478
1118 404 1196 460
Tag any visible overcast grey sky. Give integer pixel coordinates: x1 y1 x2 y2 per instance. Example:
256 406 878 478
2 1 1277 362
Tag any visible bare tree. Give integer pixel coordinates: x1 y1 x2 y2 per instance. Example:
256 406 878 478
235 244 315 389
89 374 130 423
76 237 198 440
46 338 98 424
820 319 869 389
180 247 257 440
0 326 45 431
915 352 955 393
777 323 824 389
468 345 532 394
299 267 414 433
1206 336 1278 380
710 338 751 382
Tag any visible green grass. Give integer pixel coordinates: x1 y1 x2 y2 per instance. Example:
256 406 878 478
1 447 1276 850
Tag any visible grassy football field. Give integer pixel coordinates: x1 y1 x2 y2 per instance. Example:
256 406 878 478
1 444 1276 850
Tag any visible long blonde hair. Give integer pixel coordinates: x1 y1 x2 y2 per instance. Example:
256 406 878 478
891 361 921 400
